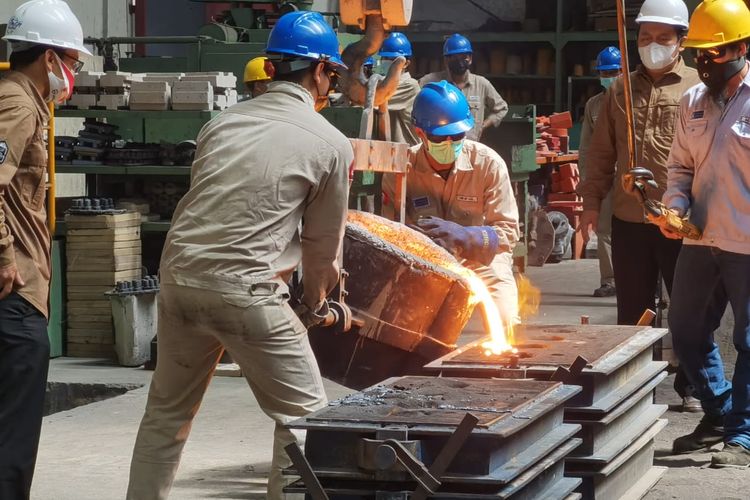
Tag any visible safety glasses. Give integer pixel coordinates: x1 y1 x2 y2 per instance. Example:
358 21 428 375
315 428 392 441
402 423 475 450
62 53 84 73
426 132 466 142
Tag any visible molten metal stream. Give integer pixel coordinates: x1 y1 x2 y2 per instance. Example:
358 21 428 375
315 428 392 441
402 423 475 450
347 211 519 354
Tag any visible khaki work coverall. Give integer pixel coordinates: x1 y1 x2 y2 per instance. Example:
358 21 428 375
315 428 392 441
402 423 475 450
579 91 614 288
127 81 354 500
419 70 509 142
384 140 520 322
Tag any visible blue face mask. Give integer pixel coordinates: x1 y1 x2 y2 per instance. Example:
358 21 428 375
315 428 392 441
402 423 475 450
600 76 617 90
427 139 464 164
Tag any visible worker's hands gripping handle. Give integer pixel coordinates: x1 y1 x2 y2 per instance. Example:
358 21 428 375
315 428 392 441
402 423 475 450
294 300 331 329
414 216 500 266
645 202 702 241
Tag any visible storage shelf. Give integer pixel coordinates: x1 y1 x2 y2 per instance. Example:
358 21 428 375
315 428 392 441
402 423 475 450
406 32 556 44
55 219 172 237
487 74 555 80
56 164 191 175
55 108 220 120
407 31 633 46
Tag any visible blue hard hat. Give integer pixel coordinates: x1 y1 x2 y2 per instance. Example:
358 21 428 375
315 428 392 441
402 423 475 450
266 11 346 69
412 81 475 136
595 46 622 71
379 32 412 58
443 33 472 56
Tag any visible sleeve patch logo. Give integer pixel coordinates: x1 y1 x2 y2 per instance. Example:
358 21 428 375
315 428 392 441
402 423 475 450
691 110 705 120
456 195 478 203
413 196 430 209
0 141 8 165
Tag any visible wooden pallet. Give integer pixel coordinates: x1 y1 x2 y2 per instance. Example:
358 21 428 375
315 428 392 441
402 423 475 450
67 254 142 272
65 212 141 229
67 342 116 359
67 270 141 286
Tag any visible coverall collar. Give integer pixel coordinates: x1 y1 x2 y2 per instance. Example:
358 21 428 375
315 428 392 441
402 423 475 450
265 80 316 109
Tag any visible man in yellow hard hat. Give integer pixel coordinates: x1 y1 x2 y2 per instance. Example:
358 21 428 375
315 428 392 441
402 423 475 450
660 0 750 467
1 1 90 496
243 56 273 98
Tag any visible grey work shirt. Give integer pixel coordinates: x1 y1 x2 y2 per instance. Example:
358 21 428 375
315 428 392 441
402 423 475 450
419 70 508 142
160 81 354 310
664 68 750 256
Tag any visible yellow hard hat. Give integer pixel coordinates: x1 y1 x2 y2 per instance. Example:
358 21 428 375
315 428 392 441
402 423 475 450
684 0 750 49
244 56 272 83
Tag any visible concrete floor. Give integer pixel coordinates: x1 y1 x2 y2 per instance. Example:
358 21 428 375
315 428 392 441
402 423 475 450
32 259 750 499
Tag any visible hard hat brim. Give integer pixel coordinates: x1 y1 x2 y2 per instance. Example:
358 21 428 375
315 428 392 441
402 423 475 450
379 51 410 58
425 117 475 136
683 38 736 49
443 49 473 56
4 34 93 56
595 64 621 71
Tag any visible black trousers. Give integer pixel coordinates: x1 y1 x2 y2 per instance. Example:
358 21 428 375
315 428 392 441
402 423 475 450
0 293 49 500
611 216 692 397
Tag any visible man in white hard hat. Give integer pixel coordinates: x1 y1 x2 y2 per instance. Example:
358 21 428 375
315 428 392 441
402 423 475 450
0 1 90 497
577 0 702 411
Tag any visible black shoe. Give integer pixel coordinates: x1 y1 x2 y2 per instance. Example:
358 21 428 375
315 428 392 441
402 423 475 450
672 415 724 454
593 284 616 297
711 443 750 468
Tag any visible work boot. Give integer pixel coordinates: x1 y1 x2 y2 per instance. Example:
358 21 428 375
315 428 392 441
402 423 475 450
672 415 724 454
681 396 703 413
711 443 750 468
593 284 616 297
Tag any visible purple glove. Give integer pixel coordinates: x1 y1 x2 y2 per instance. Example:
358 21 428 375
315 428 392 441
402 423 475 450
414 216 500 266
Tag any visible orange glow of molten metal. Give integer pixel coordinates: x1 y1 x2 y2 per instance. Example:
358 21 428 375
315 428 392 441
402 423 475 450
345 212 541 356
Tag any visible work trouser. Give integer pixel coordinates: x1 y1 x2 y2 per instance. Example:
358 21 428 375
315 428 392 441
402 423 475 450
596 192 614 287
610 216 693 397
126 283 328 500
0 292 49 500
670 246 750 448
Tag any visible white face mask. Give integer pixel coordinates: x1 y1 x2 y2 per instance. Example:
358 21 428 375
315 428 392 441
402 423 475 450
47 53 72 104
638 42 678 71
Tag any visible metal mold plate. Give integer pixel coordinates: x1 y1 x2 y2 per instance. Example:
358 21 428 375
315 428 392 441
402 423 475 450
285 440 582 499
426 325 667 376
304 377 565 430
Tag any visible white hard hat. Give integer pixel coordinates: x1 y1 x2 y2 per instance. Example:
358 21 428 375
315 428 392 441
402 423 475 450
636 0 689 29
3 0 92 55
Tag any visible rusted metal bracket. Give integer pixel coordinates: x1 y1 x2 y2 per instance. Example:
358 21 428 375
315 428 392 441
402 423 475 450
550 355 589 385
284 442 329 500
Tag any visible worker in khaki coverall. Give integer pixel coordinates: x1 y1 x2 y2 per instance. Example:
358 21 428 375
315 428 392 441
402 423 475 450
419 34 509 143
384 81 520 324
577 0 702 412
0 1 90 498
126 11 353 500
375 32 421 145
579 46 622 298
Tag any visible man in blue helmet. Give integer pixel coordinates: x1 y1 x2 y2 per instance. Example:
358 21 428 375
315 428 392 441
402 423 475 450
419 33 508 143
383 81 520 324
579 46 622 299
126 11 353 500
376 32 421 145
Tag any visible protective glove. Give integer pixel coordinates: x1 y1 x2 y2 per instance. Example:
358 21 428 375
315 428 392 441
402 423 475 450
414 216 500 266
293 300 331 329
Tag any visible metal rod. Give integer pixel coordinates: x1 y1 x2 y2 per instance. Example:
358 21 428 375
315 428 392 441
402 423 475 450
84 36 210 45
616 0 638 169
284 442 329 500
637 309 656 326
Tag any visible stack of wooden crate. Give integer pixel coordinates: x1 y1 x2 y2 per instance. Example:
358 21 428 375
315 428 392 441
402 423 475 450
65 212 142 358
